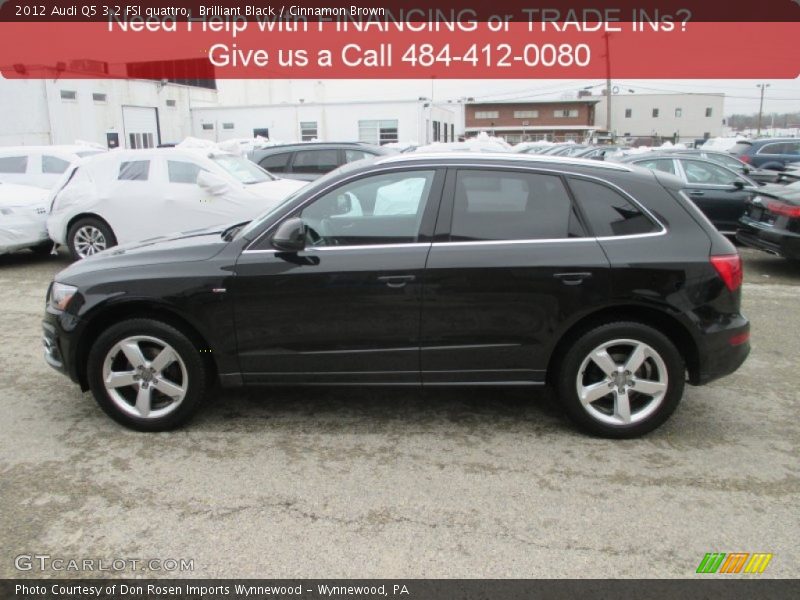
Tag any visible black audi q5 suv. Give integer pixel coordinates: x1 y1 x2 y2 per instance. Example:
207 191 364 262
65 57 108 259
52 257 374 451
43 153 749 437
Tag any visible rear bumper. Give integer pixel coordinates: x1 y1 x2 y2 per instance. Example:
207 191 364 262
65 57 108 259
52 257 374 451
690 314 750 386
737 219 800 260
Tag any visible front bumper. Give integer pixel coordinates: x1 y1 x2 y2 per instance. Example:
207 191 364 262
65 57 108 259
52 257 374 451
42 306 83 386
737 218 800 260
690 314 750 386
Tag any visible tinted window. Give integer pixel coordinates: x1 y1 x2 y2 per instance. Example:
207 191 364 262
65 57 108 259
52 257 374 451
451 170 584 241
704 153 745 171
42 155 71 174
569 178 658 237
634 158 676 175
118 161 150 181
292 150 339 174
0 155 28 173
168 160 204 184
759 142 786 155
300 170 435 246
258 152 292 173
344 149 376 163
680 160 739 185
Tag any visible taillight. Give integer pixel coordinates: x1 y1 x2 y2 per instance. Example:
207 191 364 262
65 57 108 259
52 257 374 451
710 254 743 292
766 200 800 218
738 154 751 164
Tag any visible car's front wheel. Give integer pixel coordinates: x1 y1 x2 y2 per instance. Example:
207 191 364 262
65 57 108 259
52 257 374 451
86 319 210 431
67 217 117 260
556 321 685 438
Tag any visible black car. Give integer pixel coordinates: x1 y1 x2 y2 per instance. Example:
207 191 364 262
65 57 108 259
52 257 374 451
737 182 800 262
619 153 757 234
42 153 749 438
664 148 781 185
249 142 395 181
728 138 800 171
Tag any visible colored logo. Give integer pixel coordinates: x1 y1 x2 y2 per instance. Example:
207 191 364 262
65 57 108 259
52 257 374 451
696 553 773 574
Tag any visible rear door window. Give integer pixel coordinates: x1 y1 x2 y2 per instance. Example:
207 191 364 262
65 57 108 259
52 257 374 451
118 160 150 181
450 170 585 241
634 158 676 175
167 160 204 184
292 150 340 175
568 178 658 237
0 155 28 173
759 142 786 155
258 152 292 174
42 155 71 174
680 160 739 185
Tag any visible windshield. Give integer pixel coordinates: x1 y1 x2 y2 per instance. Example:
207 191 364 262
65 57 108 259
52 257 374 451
211 155 275 184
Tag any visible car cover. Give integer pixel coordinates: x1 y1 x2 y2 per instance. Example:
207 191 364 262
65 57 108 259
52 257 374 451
0 183 49 254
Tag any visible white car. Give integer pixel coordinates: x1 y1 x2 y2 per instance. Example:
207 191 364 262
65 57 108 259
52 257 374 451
0 182 51 255
47 148 306 259
0 145 105 189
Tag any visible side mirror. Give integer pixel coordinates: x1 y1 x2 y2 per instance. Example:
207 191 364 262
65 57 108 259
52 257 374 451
271 217 306 252
731 180 745 191
197 171 233 196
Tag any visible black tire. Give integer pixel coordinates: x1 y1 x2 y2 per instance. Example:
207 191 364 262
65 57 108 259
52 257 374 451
28 241 54 255
67 217 117 261
555 321 685 438
86 319 210 431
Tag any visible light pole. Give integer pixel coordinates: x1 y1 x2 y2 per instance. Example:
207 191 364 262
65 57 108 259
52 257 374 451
756 83 770 137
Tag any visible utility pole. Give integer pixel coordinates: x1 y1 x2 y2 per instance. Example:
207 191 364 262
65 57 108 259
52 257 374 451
605 32 612 140
756 83 770 137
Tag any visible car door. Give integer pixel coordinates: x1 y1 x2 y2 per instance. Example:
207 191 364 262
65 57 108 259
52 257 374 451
677 158 752 233
420 168 611 385
99 157 162 243
232 168 444 384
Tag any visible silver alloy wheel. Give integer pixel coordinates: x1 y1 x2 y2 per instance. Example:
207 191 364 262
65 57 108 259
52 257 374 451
73 225 107 258
102 335 188 419
576 338 668 426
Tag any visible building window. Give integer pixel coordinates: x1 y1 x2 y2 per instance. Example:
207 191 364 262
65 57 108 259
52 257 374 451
705 107 713 117
222 123 234 130
652 108 659 118
201 123 214 130
625 109 633 118
358 120 399 145
92 93 107 103
474 111 499 119
513 110 539 119
433 121 441 142
554 109 579 118
300 121 318 141
675 108 683 117
60 90 77 101
128 133 154 149
166 99 177 107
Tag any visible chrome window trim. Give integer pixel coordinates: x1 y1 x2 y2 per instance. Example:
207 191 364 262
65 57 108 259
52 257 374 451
244 163 665 253
373 152 634 172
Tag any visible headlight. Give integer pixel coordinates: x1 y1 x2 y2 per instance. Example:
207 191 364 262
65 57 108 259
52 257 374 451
50 282 78 311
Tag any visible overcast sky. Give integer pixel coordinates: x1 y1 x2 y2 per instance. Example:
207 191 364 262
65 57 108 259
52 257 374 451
312 78 800 115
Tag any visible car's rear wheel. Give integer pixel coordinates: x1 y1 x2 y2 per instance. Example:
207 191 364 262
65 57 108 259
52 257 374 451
86 319 209 431
556 322 685 438
67 217 117 260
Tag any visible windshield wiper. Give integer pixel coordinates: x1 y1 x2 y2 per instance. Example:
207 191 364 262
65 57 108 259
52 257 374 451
221 221 250 241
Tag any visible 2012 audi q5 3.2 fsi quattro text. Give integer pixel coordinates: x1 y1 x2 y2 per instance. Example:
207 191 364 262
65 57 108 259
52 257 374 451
42 153 750 437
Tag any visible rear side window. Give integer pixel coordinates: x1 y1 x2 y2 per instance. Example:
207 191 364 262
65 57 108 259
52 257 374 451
0 155 28 173
168 160 203 184
42 155 71 174
451 170 585 241
680 160 739 185
759 142 786 155
258 152 292 173
569 178 658 238
118 160 150 181
292 150 339 174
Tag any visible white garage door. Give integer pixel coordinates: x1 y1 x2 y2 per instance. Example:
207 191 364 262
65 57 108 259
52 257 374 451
123 106 159 149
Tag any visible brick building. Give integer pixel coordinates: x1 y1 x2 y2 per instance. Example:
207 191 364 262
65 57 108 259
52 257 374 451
464 99 600 143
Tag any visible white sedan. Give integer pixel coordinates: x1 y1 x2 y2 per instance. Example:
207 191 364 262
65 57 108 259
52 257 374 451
47 148 306 259
0 182 51 255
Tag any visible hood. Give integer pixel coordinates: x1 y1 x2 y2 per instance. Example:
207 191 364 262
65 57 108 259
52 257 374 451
0 183 49 208
248 177 307 201
56 226 230 281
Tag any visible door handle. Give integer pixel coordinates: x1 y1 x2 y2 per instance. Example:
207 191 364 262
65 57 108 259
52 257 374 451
553 272 592 286
687 190 705 196
378 275 415 288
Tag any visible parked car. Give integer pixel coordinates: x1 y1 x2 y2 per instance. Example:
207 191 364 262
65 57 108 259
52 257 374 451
42 152 749 437
663 148 781 185
0 181 51 255
737 182 800 263
0 145 105 189
249 142 394 181
619 154 757 234
47 148 306 260
728 138 800 171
